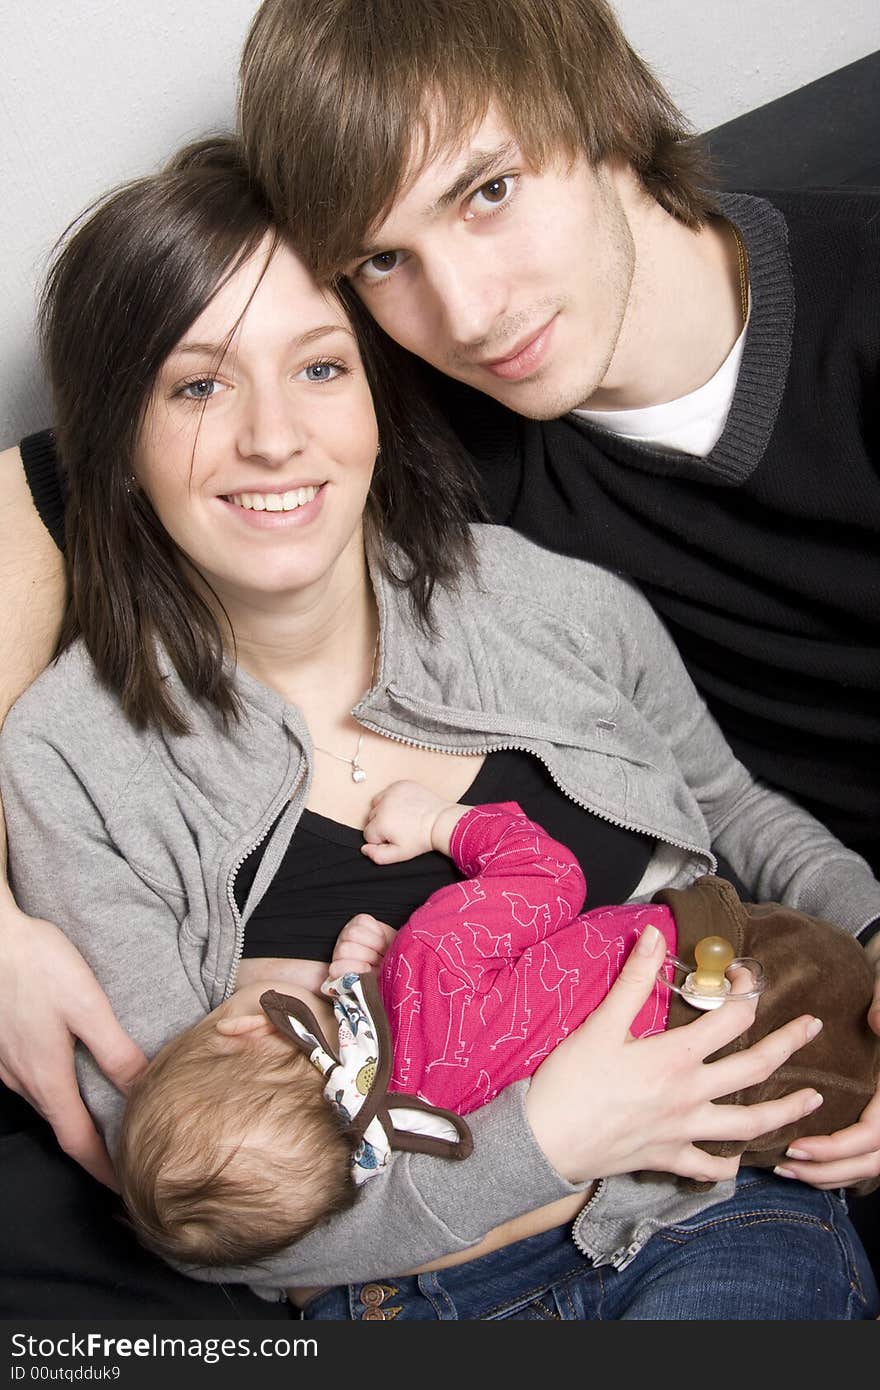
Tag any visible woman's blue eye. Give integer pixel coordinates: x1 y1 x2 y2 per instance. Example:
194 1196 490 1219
301 361 345 382
181 378 218 400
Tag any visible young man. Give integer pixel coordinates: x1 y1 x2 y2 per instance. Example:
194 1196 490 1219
1 0 878 1305
237 0 880 879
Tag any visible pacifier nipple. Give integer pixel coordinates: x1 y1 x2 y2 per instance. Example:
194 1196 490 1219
679 934 735 1010
691 935 735 995
660 933 764 1013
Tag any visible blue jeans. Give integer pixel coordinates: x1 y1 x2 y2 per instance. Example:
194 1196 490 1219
303 1170 879 1320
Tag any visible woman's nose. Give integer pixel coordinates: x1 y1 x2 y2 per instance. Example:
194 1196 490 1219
237 385 307 467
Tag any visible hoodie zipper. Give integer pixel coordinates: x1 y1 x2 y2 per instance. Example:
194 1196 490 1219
224 691 713 1017
355 689 716 869
224 760 308 999
357 691 716 1266
218 688 714 1262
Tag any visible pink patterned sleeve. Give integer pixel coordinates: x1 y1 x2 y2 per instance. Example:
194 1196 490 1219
448 801 587 933
380 804 677 1113
380 804 587 1075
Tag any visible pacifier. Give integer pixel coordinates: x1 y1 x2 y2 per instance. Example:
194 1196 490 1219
661 934 765 1011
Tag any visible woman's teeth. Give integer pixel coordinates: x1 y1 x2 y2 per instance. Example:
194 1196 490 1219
228 486 320 512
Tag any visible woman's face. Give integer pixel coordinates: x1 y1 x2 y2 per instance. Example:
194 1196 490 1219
136 236 379 610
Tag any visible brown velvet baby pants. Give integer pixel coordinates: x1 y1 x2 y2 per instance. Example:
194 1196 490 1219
656 875 880 1194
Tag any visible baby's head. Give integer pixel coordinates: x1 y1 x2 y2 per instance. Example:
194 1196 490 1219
116 985 357 1266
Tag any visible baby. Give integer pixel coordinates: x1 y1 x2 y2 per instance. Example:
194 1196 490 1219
115 782 879 1266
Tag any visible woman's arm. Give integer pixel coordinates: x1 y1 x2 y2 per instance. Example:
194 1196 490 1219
582 565 880 1187
192 927 821 1290
0 700 821 1291
0 713 205 1157
0 444 145 1186
0 705 587 1281
589 567 880 935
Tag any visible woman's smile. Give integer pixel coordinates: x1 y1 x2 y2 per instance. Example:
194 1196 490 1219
136 236 379 606
218 481 327 529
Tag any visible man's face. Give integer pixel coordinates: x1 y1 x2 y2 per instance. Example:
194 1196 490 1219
345 108 637 419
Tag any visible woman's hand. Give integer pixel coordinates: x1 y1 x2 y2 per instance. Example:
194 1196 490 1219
525 924 826 1185
768 939 880 1189
0 899 147 1189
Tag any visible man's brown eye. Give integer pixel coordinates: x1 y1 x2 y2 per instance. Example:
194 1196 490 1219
357 249 405 283
480 178 509 204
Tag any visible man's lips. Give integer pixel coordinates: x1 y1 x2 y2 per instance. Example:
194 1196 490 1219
478 316 558 382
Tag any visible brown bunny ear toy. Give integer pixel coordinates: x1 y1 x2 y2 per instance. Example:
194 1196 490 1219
655 875 880 1194
260 972 471 1186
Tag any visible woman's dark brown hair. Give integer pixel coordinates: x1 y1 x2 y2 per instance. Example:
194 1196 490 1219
41 137 482 734
240 0 717 281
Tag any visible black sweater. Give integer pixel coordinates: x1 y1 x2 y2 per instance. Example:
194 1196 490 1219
19 191 880 873
424 190 880 872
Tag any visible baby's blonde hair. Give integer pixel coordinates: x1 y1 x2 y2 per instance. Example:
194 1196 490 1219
116 1014 357 1266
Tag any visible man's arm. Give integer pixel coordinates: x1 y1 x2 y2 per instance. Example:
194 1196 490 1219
0 444 145 1186
0 445 65 725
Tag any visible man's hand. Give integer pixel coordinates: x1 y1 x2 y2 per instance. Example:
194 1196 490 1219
361 780 466 863
526 924 826 1185
769 937 880 1189
0 901 147 1189
331 913 397 979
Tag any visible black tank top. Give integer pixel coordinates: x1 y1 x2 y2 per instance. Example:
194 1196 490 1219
238 748 653 962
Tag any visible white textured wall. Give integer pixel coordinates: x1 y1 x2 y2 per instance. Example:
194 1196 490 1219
1 0 257 444
2 0 878 443
615 0 879 131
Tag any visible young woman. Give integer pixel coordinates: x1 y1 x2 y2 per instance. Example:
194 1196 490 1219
2 138 878 1320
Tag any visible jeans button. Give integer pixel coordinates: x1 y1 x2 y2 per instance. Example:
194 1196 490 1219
360 1284 386 1307
359 1283 400 1319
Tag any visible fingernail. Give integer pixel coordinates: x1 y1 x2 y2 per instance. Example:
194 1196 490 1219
773 1166 797 1179
636 924 661 955
806 1017 823 1039
804 1091 823 1113
785 1147 812 1160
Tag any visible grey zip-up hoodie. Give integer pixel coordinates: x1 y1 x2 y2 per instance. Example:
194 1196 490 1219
3 525 878 1295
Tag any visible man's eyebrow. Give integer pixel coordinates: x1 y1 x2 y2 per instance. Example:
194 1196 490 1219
352 141 519 261
167 324 355 359
430 142 519 213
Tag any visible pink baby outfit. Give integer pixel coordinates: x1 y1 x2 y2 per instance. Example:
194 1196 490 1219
379 802 677 1115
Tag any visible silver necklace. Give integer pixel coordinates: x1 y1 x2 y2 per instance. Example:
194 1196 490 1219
312 632 379 784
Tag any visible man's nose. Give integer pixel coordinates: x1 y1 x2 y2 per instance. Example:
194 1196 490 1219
238 383 307 467
425 250 509 349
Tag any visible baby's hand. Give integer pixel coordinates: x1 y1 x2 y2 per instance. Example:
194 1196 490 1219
330 914 397 980
362 780 465 863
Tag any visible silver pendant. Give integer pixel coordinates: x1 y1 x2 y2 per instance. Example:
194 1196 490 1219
351 763 366 784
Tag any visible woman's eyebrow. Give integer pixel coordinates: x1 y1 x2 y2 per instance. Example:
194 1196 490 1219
296 324 357 347
168 324 356 358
